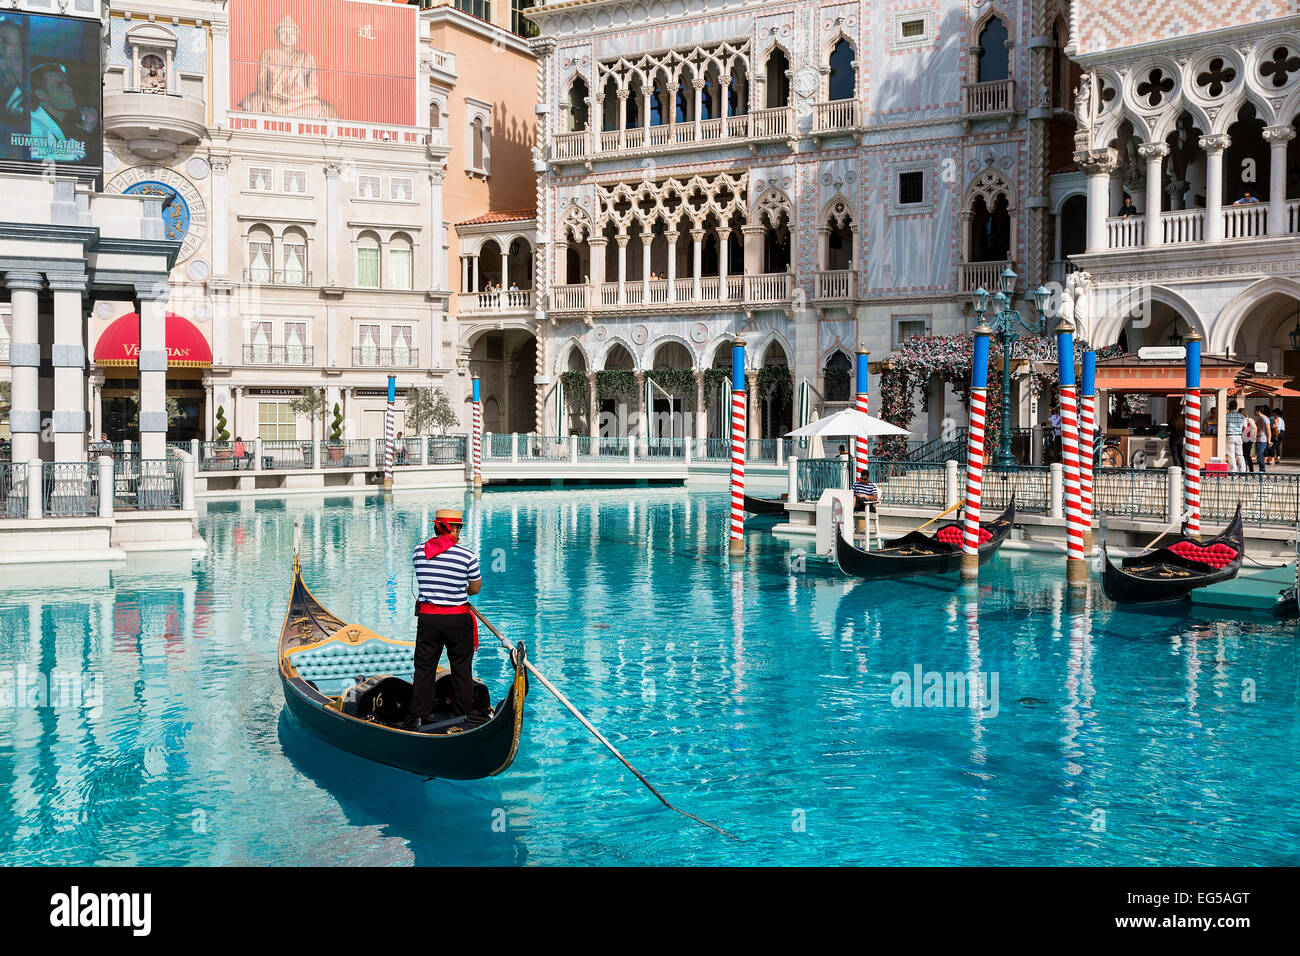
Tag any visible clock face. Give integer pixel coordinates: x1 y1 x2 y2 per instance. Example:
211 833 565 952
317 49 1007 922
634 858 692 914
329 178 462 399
108 165 208 264
125 181 190 244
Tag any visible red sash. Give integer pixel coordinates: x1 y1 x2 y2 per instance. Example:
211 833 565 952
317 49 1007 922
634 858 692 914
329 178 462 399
416 602 477 650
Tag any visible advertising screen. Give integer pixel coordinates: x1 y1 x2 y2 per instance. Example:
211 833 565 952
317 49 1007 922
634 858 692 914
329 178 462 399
229 0 417 127
0 10 102 176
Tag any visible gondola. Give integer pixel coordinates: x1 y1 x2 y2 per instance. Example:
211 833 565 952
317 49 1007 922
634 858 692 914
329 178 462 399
743 493 788 515
277 553 527 779
834 498 1016 579
1101 504 1244 605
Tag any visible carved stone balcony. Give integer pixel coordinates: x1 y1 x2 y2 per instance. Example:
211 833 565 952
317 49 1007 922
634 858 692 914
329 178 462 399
103 90 206 161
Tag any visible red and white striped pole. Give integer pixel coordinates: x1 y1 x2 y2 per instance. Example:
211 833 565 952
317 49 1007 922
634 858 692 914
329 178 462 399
961 324 993 580
383 374 396 492
728 336 747 558
1184 332 1203 537
854 345 870 481
471 375 483 497
1058 319 1086 589
1078 351 1097 553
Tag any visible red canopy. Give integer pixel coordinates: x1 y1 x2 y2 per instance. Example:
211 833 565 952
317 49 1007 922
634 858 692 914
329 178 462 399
94 311 212 368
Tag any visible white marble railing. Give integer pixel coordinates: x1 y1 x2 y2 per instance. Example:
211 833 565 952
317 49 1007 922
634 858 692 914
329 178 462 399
461 289 533 313
751 106 791 138
958 260 1012 295
552 283 587 310
1162 209 1204 244
726 114 749 137
555 107 797 162
1288 200 1300 234
428 47 455 73
552 130 588 159
1106 216 1146 249
551 274 794 311
962 79 1014 114
814 99 859 132
815 270 855 299
624 127 645 149
698 117 724 141
1222 204 1267 239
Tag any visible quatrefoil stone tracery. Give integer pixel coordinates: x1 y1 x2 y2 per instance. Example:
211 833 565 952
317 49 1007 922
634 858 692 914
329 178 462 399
1260 46 1300 88
1137 68 1175 107
1195 57 1237 98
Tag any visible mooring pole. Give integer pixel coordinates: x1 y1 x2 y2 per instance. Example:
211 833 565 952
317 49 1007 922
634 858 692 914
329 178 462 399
1058 319 1086 590
961 323 992 580
472 375 483 498
728 335 747 558
1184 332 1203 538
1079 350 1097 553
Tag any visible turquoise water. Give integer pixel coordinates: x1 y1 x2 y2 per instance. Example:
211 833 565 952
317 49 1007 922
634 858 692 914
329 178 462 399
1 487 1298 866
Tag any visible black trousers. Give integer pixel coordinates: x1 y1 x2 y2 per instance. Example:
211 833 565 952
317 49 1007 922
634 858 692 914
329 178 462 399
409 612 477 719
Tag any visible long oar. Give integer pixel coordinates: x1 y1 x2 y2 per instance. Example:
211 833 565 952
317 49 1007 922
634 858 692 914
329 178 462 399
470 604 739 841
916 498 965 533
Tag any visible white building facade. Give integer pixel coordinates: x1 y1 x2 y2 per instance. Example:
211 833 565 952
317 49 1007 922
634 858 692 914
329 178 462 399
88 0 457 446
527 0 1080 441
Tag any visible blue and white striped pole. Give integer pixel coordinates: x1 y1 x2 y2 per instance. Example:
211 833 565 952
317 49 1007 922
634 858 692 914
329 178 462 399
729 336 747 558
383 374 395 492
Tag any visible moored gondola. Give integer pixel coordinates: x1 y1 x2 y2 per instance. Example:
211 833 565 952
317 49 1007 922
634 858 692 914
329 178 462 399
1102 504 1244 605
834 498 1015 579
743 493 787 515
278 554 527 779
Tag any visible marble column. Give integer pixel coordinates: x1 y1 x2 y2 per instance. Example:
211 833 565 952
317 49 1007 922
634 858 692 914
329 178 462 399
1077 149 1119 253
210 155 230 279
1200 134 1230 244
718 227 731 300
641 234 652 301
6 271 42 463
746 367 761 441
693 368 706 440
136 283 171 460
665 231 679 301
1264 126 1296 235
1139 142 1169 247
616 235 628 304
589 237 607 289
586 370 598 438
49 272 88 462
690 228 704 299
428 168 445 291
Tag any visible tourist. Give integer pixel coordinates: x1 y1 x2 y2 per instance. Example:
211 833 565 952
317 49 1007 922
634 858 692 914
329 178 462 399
1233 191 1261 205
1271 406 1286 464
1243 411 1257 472
407 508 485 729
233 435 248 469
509 281 519 292
1225 401 1247 472
1254 406 1273 473
1118 195 1139 218
852 473 879 516
395 430 406 464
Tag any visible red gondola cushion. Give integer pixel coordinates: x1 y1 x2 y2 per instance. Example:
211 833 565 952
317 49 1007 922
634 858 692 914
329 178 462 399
1168 541 1238 568
934 526 992 545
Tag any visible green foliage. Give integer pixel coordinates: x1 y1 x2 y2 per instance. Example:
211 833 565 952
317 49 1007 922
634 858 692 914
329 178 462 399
594 369 637 403
701 368 730 410
645 367 696 407
559 369 590 413
215 404 230 441
404 387 436 436
289 387 329 437
429 388 460 435
330 402 343 441
756 364 792 408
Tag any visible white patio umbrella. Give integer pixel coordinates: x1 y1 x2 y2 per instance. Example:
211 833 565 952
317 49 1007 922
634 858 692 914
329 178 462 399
786 407 910 460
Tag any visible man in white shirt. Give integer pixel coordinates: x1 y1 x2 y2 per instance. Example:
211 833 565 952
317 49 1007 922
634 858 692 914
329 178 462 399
1225 401 1247 472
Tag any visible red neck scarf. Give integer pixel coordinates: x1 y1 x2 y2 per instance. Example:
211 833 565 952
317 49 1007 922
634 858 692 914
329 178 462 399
424 534 457 559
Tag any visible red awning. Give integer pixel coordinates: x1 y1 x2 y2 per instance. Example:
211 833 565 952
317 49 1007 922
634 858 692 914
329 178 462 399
94 311 212 368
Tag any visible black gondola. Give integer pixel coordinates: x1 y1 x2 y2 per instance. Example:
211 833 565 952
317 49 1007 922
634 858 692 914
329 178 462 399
743 493 787 515
1102 505 1244 605
834 498 1016 579
277 554 527 779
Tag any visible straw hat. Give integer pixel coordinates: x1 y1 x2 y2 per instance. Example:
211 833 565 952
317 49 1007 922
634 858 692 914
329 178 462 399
434 508 463 525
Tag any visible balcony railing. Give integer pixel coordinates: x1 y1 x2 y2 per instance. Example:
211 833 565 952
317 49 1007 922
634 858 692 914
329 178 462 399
552 273 793 312
352 346 420 368
814 270 856 300
243 344 314 365
962 79 1014 115
1101 201 1300 250
1222 203 1268 239
958 260 1013 295
551 107 796 164
460 289 534 313
814 99 860 132
242 268 314 286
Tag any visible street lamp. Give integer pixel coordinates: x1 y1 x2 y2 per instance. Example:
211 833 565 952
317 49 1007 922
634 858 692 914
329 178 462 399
1289 306 1300 351
1167 324 1184 347
970 268 1049 469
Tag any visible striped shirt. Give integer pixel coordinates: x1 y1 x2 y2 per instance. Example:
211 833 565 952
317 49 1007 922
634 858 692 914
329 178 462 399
852 480 879 500
412 542 481 606
1226 411 1246 438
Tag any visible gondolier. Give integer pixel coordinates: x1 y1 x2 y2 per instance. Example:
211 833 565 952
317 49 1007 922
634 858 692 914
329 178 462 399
407 509 485 730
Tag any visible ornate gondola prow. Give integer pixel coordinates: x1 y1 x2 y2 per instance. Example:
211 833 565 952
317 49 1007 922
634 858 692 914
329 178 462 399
293 519 302 575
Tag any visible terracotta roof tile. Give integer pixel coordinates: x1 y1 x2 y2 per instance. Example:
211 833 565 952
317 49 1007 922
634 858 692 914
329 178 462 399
455 208 536 226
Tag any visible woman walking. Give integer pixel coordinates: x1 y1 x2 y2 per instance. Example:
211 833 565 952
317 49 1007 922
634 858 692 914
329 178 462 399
1253 406 1273 473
